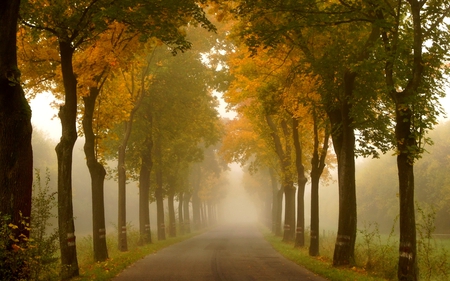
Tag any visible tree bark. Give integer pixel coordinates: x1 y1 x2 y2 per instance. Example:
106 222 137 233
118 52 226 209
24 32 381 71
330 71 357 267
117 129 128 251
139 134 153 245
55 40 79 279
269 168 281 235
192 165 202 230
395 96 418 280
0 3 33 280
310 113 330 256
82 87 108 262
183 192 191 233
178 192 184 235
292 118 307 247
168 191 176 237
154 141 166 241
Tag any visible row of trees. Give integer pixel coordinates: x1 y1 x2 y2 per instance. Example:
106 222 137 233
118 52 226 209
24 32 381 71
216 1 449 280
1 1 231 280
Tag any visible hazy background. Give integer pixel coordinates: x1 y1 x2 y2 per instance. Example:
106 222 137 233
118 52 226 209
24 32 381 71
29 90 450 238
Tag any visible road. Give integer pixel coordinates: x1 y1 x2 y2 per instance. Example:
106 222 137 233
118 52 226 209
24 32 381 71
112 223 328 281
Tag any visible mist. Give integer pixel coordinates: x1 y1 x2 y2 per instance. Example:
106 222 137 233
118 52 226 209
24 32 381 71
218 163 259 224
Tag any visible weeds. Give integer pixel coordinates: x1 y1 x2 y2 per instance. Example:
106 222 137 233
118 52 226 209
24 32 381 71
29 169 59 280
356 220 398 280
417 203 450 281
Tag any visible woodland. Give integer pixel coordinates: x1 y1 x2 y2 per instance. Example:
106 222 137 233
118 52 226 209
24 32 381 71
0 1 450 281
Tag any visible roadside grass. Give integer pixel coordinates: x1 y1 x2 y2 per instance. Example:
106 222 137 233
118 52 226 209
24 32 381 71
262 228 388 281
263 223 450 281
72 228 202 281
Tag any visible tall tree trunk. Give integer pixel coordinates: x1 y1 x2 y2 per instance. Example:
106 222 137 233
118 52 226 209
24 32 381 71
117 68 145 251
0 2 33 279
283 182 296 242
275 187 283 236
269 168 280 235
267 155 284 237
178 193 184 235
293 118 307 247
330 71 357 266
139 134 153 245
155 138 166 240
82 87 108 262
184 192 191 233
117 130 128 251
168 191 176 237
310 113 330 256
395 98 418 280
192 165 202 230
390 2 422 279
55 40 79 279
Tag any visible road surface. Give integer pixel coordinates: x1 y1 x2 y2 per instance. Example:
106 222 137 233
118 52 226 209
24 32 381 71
112 223 328 281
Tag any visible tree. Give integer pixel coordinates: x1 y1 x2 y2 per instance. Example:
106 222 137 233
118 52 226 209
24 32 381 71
0 0 33 272
76 21 140 261
374 2 450 279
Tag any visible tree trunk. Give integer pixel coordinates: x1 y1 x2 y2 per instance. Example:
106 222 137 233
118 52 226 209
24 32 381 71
0 2 33 279
117 137 128 251
82 87 108 262
293 118 307 247
138 134 153 245
168 191 176 237
269 168 280 234
283 181 296 242
55 40 79 279
275 187 283 236
192 166 202 230
330 71 357 267
184 192 191 233
155 137 166 240
310 111 330 256
395 99 418 280
178 192 184 235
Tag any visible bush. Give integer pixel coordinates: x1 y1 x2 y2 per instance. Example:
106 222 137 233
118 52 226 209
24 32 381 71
0 214 31 281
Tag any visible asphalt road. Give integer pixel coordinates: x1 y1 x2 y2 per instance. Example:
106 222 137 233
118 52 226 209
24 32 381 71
112 223 328 281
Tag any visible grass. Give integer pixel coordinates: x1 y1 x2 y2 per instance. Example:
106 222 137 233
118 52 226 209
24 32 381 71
261 227 388 281
71 228 202 281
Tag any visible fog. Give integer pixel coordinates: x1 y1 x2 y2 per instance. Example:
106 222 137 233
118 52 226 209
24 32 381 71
218 163 259 224
32 130 342 239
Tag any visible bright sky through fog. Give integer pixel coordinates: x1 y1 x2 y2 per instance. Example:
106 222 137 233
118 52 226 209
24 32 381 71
29 90 237 141
29 87 450 141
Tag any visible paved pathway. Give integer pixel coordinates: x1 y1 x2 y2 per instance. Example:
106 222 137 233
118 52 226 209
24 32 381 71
112 223 328 281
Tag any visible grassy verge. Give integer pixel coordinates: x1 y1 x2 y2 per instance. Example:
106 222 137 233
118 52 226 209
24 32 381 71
72 230 202 281
262 228 388 281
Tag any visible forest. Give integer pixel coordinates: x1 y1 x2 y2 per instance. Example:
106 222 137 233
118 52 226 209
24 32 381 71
0 1 449 281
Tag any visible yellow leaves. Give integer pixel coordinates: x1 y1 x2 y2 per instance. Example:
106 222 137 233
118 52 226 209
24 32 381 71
8 223 18 230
